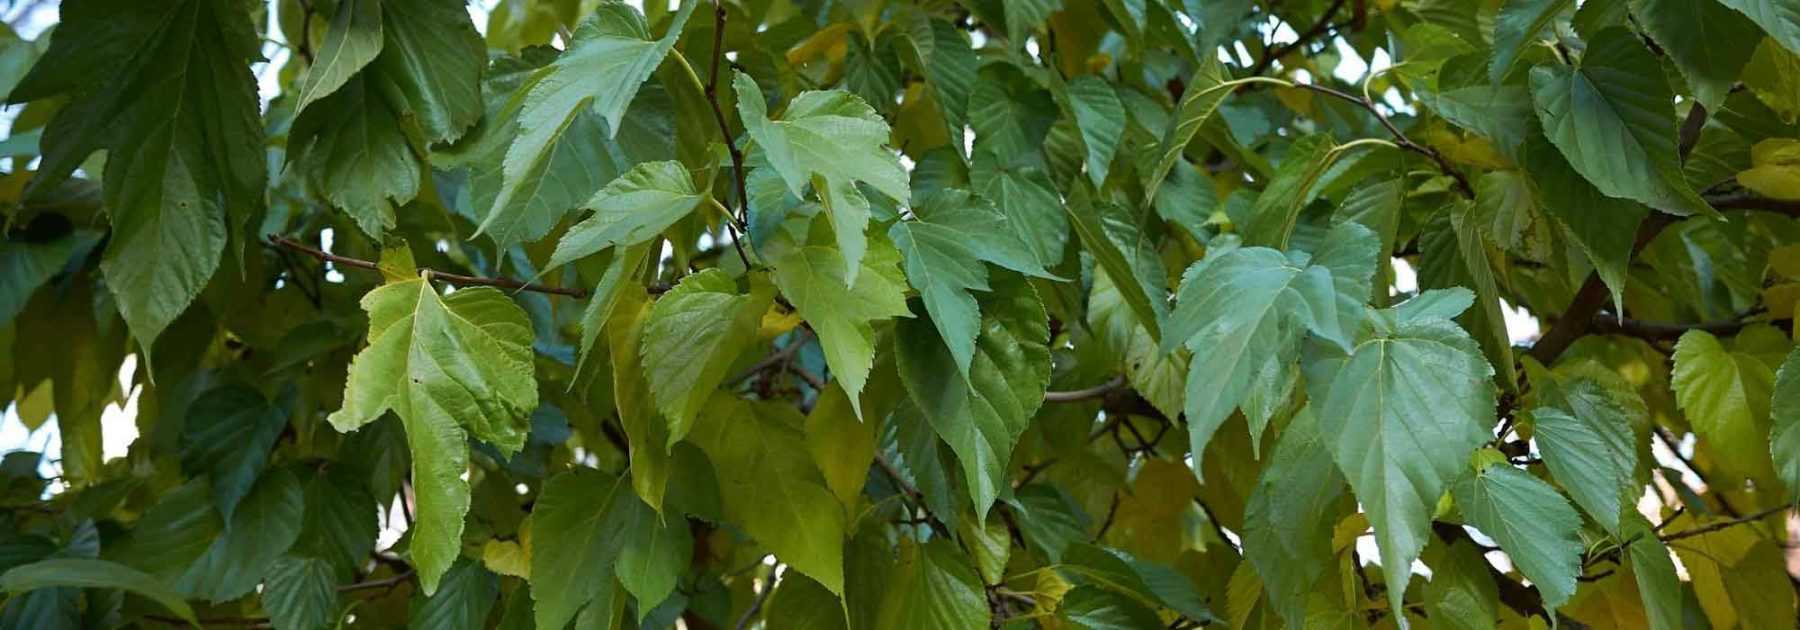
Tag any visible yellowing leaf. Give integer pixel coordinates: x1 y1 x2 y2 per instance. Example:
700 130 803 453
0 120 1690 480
1738 138 1800 200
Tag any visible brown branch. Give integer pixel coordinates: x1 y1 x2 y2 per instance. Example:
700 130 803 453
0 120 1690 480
701 3 754 269
1290 83 1476 197
727 328 813 385
1590 311 1773 340
267 234 589 298
1043 374 1126 402
1660 505 1790 543
1250 0 1350 76
339 569 414 593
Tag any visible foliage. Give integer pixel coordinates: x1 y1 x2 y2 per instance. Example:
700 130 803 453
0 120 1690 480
3 0 1800 627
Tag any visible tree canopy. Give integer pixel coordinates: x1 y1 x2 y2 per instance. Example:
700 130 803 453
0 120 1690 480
2 0 1800 627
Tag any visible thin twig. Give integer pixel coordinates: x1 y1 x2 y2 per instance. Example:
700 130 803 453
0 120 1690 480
295 0 316 64
267 234 589 298
1288 82 1476 197
701 3 754 269
1043 375 1126 402
1660 505 1789 543
1249 0 1350 76
734 563 780 630
1591 311 1772 340
727 328 813 385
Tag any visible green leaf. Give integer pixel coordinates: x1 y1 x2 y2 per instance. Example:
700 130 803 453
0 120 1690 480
1167 222 1377 471
1242 134 1343 249
1242 408 1350 627
0 558 196 626
1491 0 1573 83
1064 75 1126 188
0 231 86 326
9 0 267 353
1626 0 1763 110
290 0 381 113
1424 538 1501 630
262 556 339 630
613 486 693 613
327 260 538 594
529 469 633 630
1739 138 1800 200
104 480 222 583
179 385 288 522
176 468 304 602
1145 59 1230 204
1067 199 1167 341
1623 517 1683 630
889 189 1054 376
546 161 706 273
874 539 988 630
735 72 909 281
604 284 674 510
1673 329 1781 481
486 1 696 246
1717 0 1800 57
970 155 1070 274
640 270 771 446
1529 27 1717 217
1452 462 1585 611
1532 405 1639 534
766 572 848 630
689 396 847 594
410 558 498 630
1520 128 1647 307
1773 347 1800 502
768 241 913 419
1303 297 1494 617
897 272 1051 519
288 0 484 239
1060 585 1164 629
1418 204 1517 391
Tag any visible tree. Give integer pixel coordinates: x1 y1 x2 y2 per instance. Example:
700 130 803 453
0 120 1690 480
1 0 1799 626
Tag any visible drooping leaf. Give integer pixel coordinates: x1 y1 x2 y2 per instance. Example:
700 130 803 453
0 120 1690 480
1242 408 1350 627
873 539 988 630
1064 75 1126 188
1491 0 1573 83
175 467 305 602
1166 222 1377 471
889 189 1053 376
1717 0 1800 57
1303 294 1495 616
1626 0 1763 110
1672 329 1781 481
735 72 910 281
179 385 288 522
1520 128 1647 307
969 155 1070 279
896 272 1051 520
483 1 696 247
528 468 633 630
327 247 538 594
261 556 340 630
768 240 913 419
9 0 266 353
639 270 770 446
1452 462 1585 611
1773 347 1800 502
1145 59 1230 204
689 395 847 594
410 558 498 630
1529 27 1717 217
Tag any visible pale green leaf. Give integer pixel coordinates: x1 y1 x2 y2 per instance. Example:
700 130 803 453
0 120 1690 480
1145 59 1230 204
1672 329 1780 481
1304 299 1494 617
546 161 705 273
735 72 909 281
614 489 693 614
896 272 1051 520
689 396 847 594
768 241 912 419
1452 463 1584 611
640 269 770 446
328 264 538 594
290 0 381 113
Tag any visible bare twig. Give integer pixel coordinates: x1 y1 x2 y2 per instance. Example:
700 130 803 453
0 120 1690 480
701 3 754 269
268 234 589 298
1043 374 1126 402
1249 0 1350 76
1288 82 1476 198
1661 505 1789 543
1591 311 1773 340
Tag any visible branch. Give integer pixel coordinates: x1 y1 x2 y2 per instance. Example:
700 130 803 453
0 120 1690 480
268 234 589 298
1590 311 1773 340
1249 0 1350 76
701 3 754 269
1043 375 1126 402
1290 83 1476 198
1660 504 1789 543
